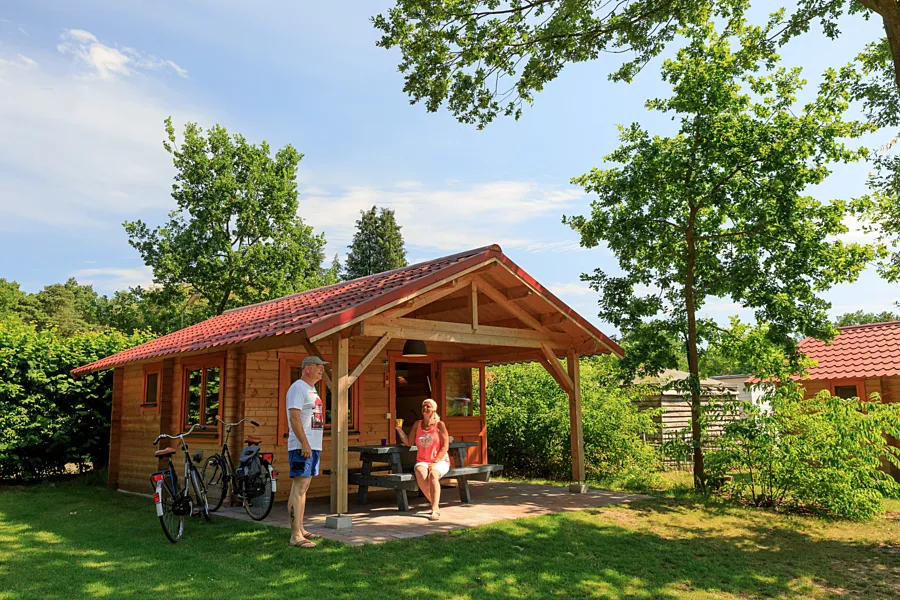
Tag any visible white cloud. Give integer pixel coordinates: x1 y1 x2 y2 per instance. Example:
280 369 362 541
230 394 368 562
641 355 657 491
67 29 97 44
56 29 187 80
72 266 154 293
832 215 875 246
300 180 585 256
0 31 201 230
0 53 37 73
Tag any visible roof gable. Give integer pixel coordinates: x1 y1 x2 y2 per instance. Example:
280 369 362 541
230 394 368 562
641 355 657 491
73 245 622 375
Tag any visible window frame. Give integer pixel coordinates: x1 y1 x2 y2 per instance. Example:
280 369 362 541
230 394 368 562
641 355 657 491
277 353 363 446
180 353 226 435
828 378 866 400
140 363 162 415
439 362 487 419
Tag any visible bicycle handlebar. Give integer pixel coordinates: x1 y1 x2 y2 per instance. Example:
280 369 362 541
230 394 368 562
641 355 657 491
153 423 206 445
215 417 259 428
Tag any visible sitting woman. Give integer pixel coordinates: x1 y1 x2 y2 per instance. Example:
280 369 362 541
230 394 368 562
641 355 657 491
395 398 450 521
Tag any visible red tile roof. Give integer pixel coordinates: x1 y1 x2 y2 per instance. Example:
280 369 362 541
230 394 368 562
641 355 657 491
799 321 900 380
72 245 622 376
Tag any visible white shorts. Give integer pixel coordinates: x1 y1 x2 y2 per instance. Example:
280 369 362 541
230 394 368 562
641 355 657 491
415 460 450 477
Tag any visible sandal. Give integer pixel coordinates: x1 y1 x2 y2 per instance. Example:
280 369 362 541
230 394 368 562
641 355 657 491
428 511 440 522
302 531 321 540
290 539 317 549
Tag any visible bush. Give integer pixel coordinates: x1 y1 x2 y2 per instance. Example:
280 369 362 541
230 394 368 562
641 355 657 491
486 356 660 481
0 318 151 480
706 383 900 519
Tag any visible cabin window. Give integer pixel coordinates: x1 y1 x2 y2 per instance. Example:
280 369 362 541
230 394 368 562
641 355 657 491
182 354 225 430
141 364 162 414
833 384 861 400
445 367 483 417
278 355 363 445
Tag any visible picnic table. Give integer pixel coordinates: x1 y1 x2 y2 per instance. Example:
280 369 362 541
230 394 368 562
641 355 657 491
347 441 503 512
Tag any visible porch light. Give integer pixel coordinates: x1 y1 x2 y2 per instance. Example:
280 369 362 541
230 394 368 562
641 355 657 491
402 339 428 357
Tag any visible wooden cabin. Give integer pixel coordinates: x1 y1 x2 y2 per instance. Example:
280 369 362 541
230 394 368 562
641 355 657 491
73 245 623 513
633 370 737 439
632 370 738 465
796 321 900 479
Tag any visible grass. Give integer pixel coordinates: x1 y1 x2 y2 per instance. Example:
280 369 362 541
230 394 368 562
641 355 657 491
1 481 898 599
497 470 697 497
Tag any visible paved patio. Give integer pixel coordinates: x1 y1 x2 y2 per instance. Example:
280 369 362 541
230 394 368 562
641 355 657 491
218 480 648 546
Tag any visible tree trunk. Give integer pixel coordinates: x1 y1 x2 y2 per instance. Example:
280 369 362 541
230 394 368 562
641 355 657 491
215 286 232 316
684 220 705 489
859 0 900 91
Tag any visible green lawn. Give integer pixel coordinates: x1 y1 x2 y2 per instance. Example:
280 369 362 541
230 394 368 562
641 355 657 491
1 483 898 600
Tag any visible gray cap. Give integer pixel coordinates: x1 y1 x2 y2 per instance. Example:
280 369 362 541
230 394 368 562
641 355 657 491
302 355 329 367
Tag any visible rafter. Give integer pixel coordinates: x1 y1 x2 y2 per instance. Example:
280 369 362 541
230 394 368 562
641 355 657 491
474 275 545 331
471 279 479 331
379 275 474 320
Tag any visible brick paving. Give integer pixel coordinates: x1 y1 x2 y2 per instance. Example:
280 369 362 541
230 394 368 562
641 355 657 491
217 481 648 546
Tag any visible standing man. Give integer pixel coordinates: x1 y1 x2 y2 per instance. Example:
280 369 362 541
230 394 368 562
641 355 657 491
286 355 328 548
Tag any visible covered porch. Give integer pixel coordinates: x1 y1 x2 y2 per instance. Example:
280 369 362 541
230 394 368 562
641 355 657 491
294 247 623 515
219 480 647 545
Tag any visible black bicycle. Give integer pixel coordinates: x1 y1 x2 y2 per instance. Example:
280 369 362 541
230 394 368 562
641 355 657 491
202 417 277 521
151 423 211 543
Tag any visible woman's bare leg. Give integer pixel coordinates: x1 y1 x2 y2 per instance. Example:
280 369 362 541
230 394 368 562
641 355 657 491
428 468 441 514
415 464 432 503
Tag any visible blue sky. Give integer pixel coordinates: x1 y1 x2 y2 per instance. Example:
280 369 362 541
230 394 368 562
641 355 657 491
0 0 896 335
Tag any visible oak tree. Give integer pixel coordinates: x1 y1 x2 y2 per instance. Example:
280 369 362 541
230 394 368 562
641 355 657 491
125 119 328 317
564 20 876 486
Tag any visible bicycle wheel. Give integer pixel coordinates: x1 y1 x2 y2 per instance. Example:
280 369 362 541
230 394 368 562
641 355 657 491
203 455 227 512
191 467 211 522
159 475 184 543
243 462 274 521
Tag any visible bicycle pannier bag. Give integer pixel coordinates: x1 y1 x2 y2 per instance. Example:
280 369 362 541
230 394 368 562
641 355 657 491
235 446 261 481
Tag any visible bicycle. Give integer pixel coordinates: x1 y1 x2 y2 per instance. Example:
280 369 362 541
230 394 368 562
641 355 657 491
150 423 211 543
202 417 277 521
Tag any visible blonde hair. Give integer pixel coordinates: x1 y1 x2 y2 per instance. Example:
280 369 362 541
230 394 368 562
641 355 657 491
421 398 439 427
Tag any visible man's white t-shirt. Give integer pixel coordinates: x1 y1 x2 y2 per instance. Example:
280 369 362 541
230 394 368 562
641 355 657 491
286 379 324 451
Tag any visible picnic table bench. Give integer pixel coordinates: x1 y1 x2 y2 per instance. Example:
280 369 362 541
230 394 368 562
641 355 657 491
346 441 503 512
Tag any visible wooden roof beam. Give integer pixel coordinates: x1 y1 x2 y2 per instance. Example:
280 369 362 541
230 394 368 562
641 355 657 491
348 333 392 385
539 344 574 395
471 279 479 331
380 274 475 320
363 318 571 350
474 275 545 332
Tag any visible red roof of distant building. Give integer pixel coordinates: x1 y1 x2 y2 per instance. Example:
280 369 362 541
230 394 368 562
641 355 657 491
799 321 900 379
72 245 622 376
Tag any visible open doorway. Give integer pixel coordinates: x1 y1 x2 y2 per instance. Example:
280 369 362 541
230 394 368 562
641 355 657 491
394 361 433 440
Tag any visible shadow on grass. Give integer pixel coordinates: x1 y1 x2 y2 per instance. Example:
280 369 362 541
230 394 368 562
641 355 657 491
1 484 898 599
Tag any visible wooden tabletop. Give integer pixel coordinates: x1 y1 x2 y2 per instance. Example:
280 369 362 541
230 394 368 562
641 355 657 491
348 441 477 454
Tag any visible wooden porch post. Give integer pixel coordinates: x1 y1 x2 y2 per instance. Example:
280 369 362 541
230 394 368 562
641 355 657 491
330 334 350 514
567 350 586 485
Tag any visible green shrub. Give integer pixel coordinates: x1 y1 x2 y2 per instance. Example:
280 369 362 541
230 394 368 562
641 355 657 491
486 357 660 481
0 317 151 480
706 383 900 519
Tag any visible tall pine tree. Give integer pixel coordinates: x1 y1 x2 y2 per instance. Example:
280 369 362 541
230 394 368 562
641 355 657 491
343 206 408 280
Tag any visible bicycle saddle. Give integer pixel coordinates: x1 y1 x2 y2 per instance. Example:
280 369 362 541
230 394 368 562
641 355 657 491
244 436 262 445
154 447 177 458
